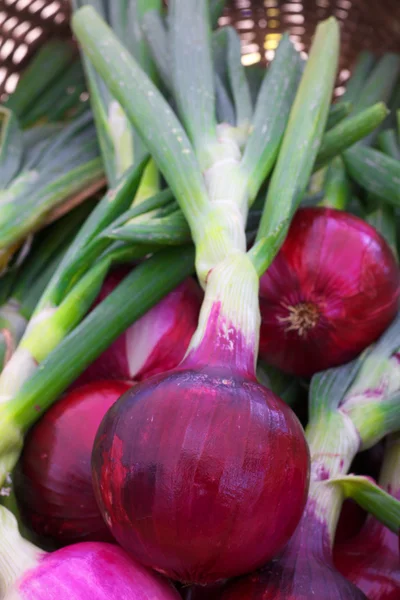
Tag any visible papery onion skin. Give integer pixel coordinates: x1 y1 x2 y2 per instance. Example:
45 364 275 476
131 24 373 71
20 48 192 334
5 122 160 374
259 207 400 377
14 380 131 546
92 328 309 584
334 508 400 599
221 505 367 599
74 269 202 385
7 542 181 600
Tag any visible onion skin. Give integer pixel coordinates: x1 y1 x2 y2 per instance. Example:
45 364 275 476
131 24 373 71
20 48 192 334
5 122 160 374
7 542 181 600
92 301 310 585
14 380 132 546
75 270 202 385
334 506 400 599
259 207 400 377
221 503 367 599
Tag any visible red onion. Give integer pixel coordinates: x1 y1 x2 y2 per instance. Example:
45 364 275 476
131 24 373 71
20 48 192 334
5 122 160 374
4 540 181 600
334 436 400 599
92 254 310 585
14 380 131 546
75 269 202 385
259 207 400 377
334 517 400 599
221 502 367 599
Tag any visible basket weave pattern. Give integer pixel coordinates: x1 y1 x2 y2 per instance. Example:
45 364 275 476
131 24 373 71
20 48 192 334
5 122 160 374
0 0 400 97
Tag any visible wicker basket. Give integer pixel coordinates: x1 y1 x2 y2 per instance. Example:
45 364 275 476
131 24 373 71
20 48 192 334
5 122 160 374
0 0 400 98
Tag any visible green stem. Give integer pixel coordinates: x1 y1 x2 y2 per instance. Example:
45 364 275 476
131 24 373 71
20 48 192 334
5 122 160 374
0 247 195 484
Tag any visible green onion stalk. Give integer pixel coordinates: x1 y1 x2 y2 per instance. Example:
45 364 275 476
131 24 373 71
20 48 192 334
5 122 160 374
0 108 105 271
72 0 162 196
0 0 339 493
300 316 400 551
0 203 94 374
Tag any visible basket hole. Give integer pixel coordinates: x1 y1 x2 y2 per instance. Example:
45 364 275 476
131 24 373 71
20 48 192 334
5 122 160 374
236 19 255 29
16 0 33 9
25 26 43 43
5 72 19 94
14 20 31 37
13 43 28 63
3 16 18 31
54 13 66 24
29 0 46 13
41 1 60 19
218 16 231 26
242 51 261 66
284 14 305 24
282 3 303 12
0 39 15 60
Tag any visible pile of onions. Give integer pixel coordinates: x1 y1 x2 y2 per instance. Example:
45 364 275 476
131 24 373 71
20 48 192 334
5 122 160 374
14 380 131 546
259 207 400 377
75 268 202 385
92 255 310 585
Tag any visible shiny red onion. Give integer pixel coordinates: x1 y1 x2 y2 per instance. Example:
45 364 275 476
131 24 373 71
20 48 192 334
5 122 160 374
259 207 400 377
92 256 310 585
334 501 400 598
7 542 181 600
75 269 202 385
14 380 132 546
221 502 368 599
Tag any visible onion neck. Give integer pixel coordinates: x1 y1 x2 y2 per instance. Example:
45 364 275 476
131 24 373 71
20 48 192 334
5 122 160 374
181 252 260 380
0 506 42 597
284 411 360 561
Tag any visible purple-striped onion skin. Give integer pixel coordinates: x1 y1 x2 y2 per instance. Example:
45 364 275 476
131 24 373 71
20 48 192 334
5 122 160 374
259 207 400 377
92 366 310 585
220 509 367 599
219 560 367 599
7 542 181 600
334 515 400 599
15 381 132 546
74 270 202 386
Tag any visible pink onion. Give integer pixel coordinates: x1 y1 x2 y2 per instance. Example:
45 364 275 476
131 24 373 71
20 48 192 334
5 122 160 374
6 541 181 600
92 255 310 585
14 380 131 546
74 269 202 385
259 207 400 377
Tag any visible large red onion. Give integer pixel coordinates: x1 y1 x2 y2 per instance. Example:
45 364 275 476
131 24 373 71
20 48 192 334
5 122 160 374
6 541 181 600
75 269 202 385
14 380 131 546
92 255 310 585
259 207 400 377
